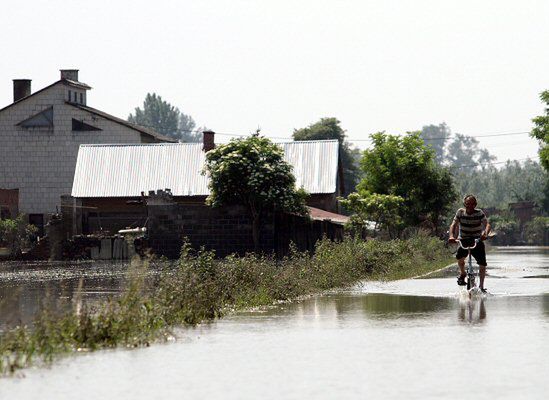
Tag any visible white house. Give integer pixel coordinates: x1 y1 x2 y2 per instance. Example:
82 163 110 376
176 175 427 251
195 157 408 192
0 69 174 232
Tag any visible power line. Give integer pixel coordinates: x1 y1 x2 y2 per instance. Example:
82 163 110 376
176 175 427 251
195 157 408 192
214 129 532 142
127 122 538 158
454 157 537 169
419 131 531 141
129 120 533 142
351 130 531 142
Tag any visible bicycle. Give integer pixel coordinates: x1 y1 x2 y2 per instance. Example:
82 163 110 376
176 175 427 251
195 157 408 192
456 238 481 293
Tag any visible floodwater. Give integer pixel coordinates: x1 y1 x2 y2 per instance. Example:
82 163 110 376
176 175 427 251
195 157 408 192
1 247 548 399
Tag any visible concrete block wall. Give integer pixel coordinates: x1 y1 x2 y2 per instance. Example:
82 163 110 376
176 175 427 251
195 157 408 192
0 82 145 217
147 203 275 259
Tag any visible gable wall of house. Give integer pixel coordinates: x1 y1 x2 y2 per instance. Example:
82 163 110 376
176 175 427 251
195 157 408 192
0 83 145 218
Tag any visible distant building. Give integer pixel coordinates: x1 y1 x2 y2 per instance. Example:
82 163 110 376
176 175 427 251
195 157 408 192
0 69 175 232
66 135 347 257
70 135 342 212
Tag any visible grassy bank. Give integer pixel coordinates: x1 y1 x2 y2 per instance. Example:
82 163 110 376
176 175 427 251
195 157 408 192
0 234 452 375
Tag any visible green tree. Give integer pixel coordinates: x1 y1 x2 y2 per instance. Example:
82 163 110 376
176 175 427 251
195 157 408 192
532 90 549 171
452 159 547 210
128 93 201 142
204 136 308 250
445 133 496 168
293 118 361 196
420 123 450 165
339 191 404 238
531 90 549 210
357 132 456 231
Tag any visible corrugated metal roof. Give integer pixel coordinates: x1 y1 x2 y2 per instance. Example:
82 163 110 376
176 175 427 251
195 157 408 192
71 140 339 198
280 140 339 194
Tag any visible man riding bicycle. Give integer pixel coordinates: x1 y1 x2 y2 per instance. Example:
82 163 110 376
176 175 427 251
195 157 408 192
448 194 492 293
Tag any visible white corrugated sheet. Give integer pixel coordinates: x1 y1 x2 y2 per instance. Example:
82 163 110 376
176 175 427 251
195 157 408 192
71 140 339 198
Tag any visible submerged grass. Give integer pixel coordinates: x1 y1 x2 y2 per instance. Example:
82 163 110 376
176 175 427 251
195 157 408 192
0 234 452 375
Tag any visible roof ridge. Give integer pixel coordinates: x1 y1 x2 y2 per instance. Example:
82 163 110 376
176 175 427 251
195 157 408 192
80 142 200 147
278 139 339 144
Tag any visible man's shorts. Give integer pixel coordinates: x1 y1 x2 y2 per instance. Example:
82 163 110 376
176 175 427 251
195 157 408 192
456 238 487 266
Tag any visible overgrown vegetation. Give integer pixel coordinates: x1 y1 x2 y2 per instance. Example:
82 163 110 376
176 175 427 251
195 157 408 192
489 213 521 245
344 131 457 235
0 215 37 256
0 234 451 375
524 216 549 245
451 159 548 213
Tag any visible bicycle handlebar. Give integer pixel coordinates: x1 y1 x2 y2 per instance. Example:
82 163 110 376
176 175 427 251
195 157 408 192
456 238 480 250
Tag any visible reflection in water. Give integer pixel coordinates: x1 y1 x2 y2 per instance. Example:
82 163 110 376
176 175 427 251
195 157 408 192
0 248 548 400
0 277 125 330
258 293 455 321
0 260 159 331
543 293 549 316
458 298 487 323
358 293 453 317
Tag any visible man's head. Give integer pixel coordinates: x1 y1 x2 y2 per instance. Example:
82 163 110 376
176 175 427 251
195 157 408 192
463 194 477 212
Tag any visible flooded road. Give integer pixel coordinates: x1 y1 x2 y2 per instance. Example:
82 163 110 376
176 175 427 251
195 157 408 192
1 247 548 399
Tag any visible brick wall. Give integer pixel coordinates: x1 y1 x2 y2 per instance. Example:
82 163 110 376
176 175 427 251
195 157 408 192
0 82 152 217
147 203 274 259
307 193 338 213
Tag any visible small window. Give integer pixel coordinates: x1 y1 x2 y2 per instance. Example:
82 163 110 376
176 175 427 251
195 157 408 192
80 93 83 104
73 91 78 102
72 118 102 131
68 90 72 102
17 107 54 128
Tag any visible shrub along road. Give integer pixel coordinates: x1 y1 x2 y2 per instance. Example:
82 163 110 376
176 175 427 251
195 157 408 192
0 234 452 375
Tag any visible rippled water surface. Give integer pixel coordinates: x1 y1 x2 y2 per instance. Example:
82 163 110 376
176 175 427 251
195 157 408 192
1 247 548 399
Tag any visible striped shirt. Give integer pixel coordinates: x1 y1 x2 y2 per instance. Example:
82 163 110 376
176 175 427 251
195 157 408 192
453 208 487 239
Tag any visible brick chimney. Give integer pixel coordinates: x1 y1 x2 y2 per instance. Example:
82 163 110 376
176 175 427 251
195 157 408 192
13 79 31 102
60 69 79 81
203 130 215 152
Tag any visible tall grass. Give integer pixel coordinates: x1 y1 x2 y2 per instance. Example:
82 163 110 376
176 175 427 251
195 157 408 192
0 234 452 375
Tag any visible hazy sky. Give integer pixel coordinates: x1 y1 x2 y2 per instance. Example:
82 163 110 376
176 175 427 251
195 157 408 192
1 0 547 163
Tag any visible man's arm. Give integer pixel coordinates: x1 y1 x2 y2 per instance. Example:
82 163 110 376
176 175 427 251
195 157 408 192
481 219 491 240
448 220 459 243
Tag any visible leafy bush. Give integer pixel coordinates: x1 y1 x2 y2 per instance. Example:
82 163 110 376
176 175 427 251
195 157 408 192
524 216 549 245
489 214 520 245
0 215 37 255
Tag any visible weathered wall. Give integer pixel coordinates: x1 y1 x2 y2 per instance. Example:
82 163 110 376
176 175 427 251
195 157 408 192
307 193 338 213
147 203 275 259
0 82 149 217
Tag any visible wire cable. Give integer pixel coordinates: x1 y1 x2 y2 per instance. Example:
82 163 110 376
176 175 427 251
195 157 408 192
454 157 537 169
